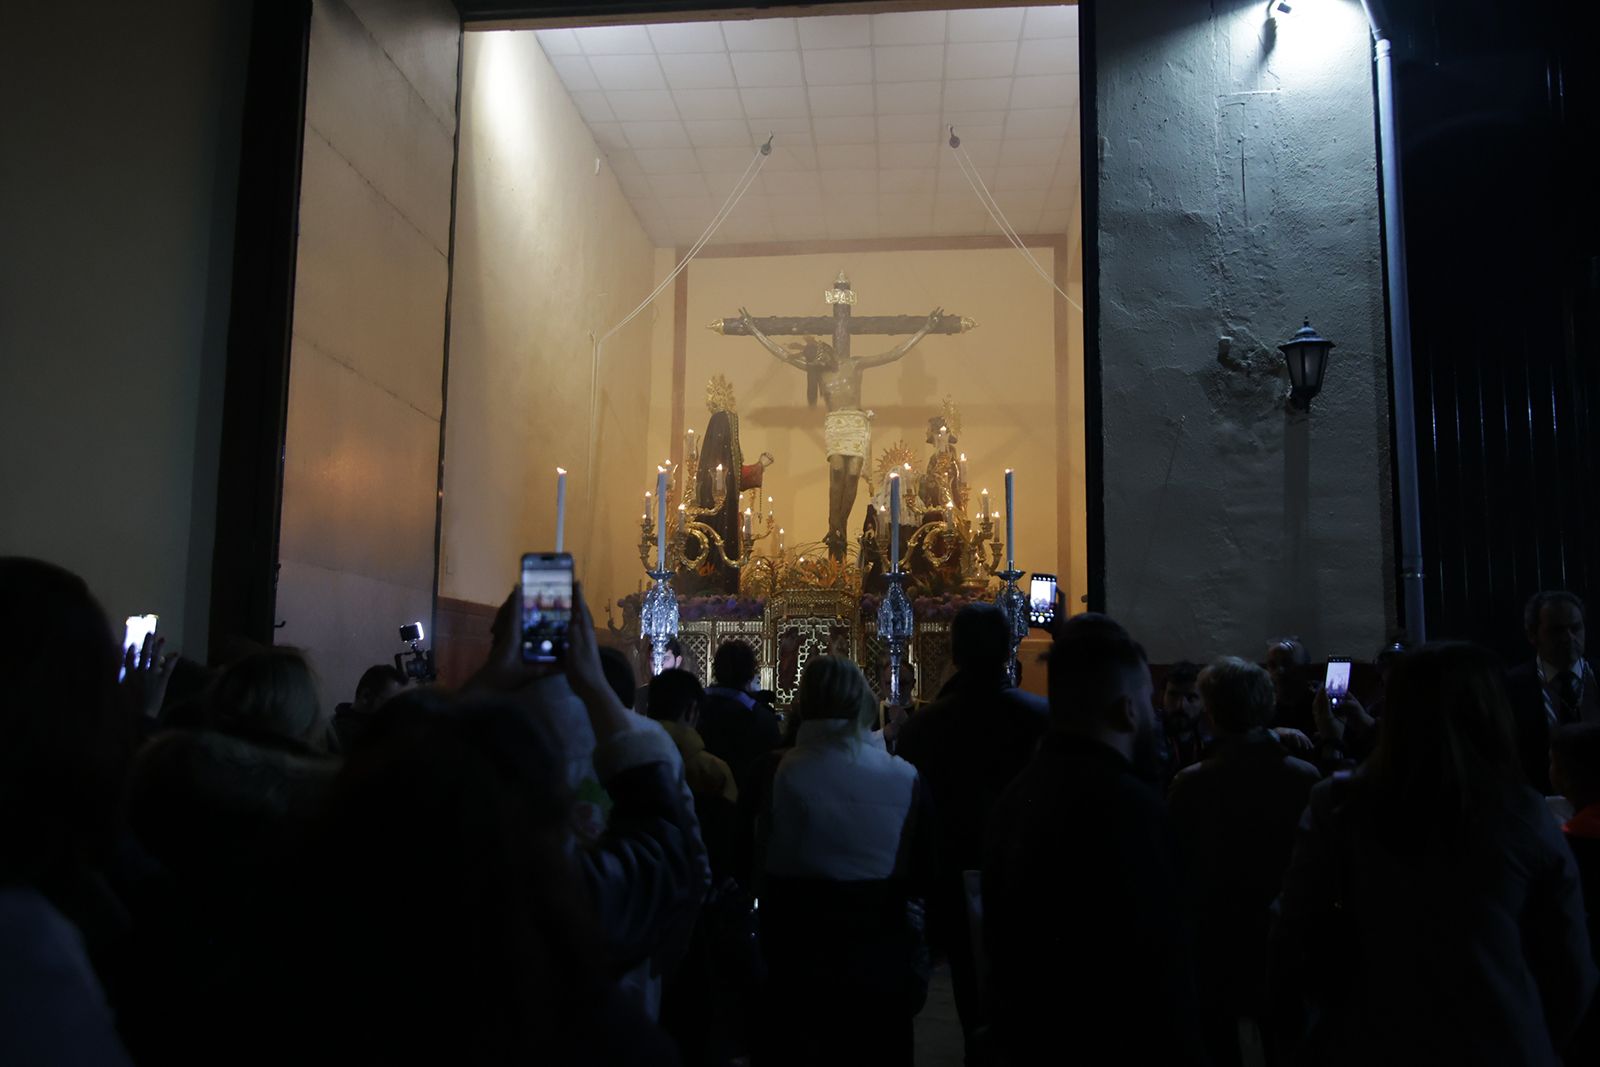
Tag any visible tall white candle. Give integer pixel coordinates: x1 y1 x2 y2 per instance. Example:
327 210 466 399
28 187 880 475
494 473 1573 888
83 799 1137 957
981 487 990 517
655 468 668 570
554 468 567 553
1005 468 1016 571
742 507 753 540
889 472 901 573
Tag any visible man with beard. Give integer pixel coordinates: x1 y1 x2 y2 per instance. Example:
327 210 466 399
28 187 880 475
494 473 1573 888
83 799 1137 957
983 614 1206 1065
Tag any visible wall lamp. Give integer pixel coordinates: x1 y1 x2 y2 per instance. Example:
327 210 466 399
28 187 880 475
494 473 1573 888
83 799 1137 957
1280 319 1334 411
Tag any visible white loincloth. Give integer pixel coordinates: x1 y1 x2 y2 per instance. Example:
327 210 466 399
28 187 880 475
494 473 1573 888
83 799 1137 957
824 408 871 459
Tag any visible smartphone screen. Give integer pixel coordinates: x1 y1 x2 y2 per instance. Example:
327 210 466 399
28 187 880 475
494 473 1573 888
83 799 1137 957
121 614 158 681
1324 657 1352 703
521 553 574 663
1029 574 1058 628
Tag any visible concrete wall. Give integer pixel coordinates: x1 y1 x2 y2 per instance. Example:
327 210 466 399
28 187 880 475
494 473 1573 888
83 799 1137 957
277 0 460 701
0 1 249 655
439 31 658 617
1095 0 1392 661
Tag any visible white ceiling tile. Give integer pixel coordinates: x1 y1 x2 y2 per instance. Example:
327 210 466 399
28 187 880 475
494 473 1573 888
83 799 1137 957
1045 185 1077 210
1010 74 1076 109
943 141 1001 167
724 192 770 216
590 122 628 149
661 53 735 90
634 148 700 174
941 108 1009 127
876 114 940 144
767 215 831 239
718 215 777 241
774 192 826 216
732 50 803 88
879 211 934 234
821 169 877 194
703 170 755 196
1000 208 1043 232
647 22 727 54
932 211 992 236
752 117 813 138
947 8 1027 43
804 48 873 87
994 164 1056 190
942 78 1012 112
874 44 943 83
871 11 946 46
761 144 818 170
535 29 581 56
944 119 1007 144
999 138 1063 166
945 41 1017 80
1016 38 1079 77
1038 208 1075 233
649 173 710 198
672 89 743 120
720 18 798 52
549 56 599 92
994 188 1048 211
574 25 654 55
876 81 943 115
1005 107 1074 140
615 172 654 198
809 85 875 117
879 167 936 193
571 91 616 123
623 121 689 149
739 87 809 118
813 117 878 146
684 119 752 147
817 142 877 168
606 90 677 121
695 146 756 170
879 190 935 214
762 171 822 195
658 193 716 217
799 14 871 49
878 142 939 168
938 168 982 195
826 213 880 238
589 55 666 92
1024 6 1080 40
603 148 643 175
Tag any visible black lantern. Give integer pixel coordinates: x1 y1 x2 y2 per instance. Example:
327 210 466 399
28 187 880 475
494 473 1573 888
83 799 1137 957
1279 319 1334 411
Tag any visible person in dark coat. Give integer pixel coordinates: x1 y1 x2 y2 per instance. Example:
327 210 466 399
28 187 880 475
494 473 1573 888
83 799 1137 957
697 639 781 797
1552 723 1600 1063
1507 591 1597 793
896 603 1046 1063
1274 643 1596 1067
983 614 1207 1065
1168 656 1320 1066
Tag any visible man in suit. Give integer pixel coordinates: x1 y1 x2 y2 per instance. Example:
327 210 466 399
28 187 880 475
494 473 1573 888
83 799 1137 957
1508 591 1597 792
983 614 1206 1065
896 604 1048 1062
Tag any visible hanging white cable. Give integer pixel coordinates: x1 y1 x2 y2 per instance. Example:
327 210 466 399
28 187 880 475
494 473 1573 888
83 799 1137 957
949 130 1084 313
580 138 773 560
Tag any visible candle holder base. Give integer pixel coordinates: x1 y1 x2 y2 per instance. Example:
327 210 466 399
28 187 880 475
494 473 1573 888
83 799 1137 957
642 568 681 676
877 570 914 707
994 568 1028 687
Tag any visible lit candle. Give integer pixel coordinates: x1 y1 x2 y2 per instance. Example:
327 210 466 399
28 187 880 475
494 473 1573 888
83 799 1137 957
655 468 668 570
554 467 567 553
981 486 990 516
685 428 697 469
889 472 901 572
778 528 785 557
1004 468 1015 571
715 463 726 497
742 507 753 540
767 495 775 524
958 451 968 485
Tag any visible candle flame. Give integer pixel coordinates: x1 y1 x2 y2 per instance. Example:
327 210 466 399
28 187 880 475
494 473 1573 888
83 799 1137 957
716 463 723 471
959 453 966 462
556 466 567 475
745 507 752 515
889 471 899 481
1005 468 1013 474
903 462 912 471
657 466 666 474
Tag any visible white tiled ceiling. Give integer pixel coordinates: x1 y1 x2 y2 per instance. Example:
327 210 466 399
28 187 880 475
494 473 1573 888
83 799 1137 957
533 6 1080 246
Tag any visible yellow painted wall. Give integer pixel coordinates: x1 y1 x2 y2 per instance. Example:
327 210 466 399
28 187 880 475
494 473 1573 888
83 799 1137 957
646 247 1082 603
440 31 658 617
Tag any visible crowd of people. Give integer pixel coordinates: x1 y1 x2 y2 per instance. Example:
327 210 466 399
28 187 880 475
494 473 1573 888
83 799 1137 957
3 551 1599 1066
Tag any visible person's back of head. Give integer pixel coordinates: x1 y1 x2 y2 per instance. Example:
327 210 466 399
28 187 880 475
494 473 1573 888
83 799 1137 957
1368 642 1521 847
648 668 703 724
353 664 406 712
1552 723 1600 812
951 603 1011 680
0 558 126 884
797 654 876 732
1198 657 1276 735
1046 614 1154 757
210 648 330 753
597 645 637 709
712 639 758 691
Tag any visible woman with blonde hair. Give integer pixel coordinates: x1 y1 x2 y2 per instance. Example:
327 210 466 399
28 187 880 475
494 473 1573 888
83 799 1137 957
756 655 933 1066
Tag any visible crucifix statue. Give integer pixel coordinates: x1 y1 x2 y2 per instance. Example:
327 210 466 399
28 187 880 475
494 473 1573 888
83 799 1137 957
710 271 975 560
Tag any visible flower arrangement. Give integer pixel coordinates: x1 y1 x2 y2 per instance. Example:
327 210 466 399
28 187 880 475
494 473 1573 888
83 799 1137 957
617 592 766 622
858 591 985 622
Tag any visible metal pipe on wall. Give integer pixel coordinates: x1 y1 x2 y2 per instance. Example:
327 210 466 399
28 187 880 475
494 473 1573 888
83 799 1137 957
1362 0 1427 644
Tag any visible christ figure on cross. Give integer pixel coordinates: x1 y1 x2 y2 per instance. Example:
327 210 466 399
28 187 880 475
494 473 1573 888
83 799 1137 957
711 271 974 560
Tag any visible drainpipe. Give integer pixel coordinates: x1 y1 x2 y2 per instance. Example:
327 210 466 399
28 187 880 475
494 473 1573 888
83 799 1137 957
1361 0 1426 644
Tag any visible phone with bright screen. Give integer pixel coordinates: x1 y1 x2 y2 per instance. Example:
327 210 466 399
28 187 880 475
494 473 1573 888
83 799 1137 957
521 553 574 664
1029 573 1058 628
1324 656 1352 704
121 614 159 681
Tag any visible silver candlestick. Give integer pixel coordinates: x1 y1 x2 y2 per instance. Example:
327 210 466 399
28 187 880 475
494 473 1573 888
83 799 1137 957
641 568 680 676
877 570 914 706
994 568 1028 686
